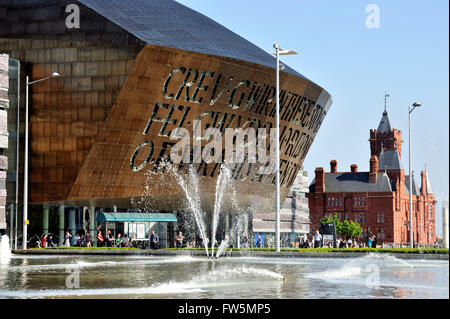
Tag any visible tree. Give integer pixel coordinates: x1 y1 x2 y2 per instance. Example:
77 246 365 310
349 221 362 238
320 214 362 239
340 220 351 238
334 213 343 235
340 220 362 239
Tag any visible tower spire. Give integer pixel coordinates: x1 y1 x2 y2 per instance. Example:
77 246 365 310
384 92 389 112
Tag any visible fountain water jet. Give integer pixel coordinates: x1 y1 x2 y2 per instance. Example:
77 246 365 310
0 235 11 261
215 185 247 258
140 161 249 258
215 214 246 258
172 165 210 257
211 165 232 257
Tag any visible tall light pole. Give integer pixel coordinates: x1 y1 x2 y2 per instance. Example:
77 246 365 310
408 102 422 249
272 45 297 252
23 72 60 249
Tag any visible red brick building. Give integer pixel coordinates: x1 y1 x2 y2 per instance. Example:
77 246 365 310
306 109 436 245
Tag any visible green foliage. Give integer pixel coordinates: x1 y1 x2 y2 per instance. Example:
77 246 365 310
320 215 334 224
27 247 449 255
351 221 363 238
335 214 343 235
31 247 138 250
320 213 362 238
159 248 449 254
340 220 362 238
278 248 449 254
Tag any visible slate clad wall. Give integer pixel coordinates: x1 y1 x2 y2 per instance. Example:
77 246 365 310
0 53 8 229
0 39 138 202
0 0 143 202
0 0 144 48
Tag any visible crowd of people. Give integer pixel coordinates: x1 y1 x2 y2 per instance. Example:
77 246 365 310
293 230 382 248
253 230 387 249
174 231 206 248
40 228 437 250
171 232 250 249
38 229 161 249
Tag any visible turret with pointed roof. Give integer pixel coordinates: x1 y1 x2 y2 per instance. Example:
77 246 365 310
377 110 393 133
369 105 403 158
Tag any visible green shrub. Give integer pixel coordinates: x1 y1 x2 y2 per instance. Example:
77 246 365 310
29 247 448 254
30 247 138 250
159 247 449 254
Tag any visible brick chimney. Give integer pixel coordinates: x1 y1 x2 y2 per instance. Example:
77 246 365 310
369 155 378 183
420 170 427 195
330 160 337 173
351 164 358 173
315 167 325 193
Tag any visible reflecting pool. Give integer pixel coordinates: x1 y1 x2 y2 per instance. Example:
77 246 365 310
0 253 448 299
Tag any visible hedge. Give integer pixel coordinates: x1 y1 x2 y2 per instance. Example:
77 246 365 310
28 247 449 254
160 247 449 254
30 247 138 250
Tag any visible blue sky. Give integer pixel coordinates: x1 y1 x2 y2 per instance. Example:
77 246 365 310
177 0 449 234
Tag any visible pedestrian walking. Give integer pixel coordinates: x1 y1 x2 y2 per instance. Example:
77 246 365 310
78 234 84 247
368 236 373 248
97 231 104 247
196 234 203 248
340 238 346 248
85 233 92 247
372 235 377 248
73 233 81 247
116 234 123 247
314 230 322 248
47 234 56 247
64 231 72 247
175 231 184 248
40 234 47 248
241 234 248 248
255 235 263 248
347 237 352 248
150 230 159 249
123 234 130 247
106 230 114 247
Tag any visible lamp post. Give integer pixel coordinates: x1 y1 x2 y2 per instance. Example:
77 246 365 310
272 45 297 252
408 102 421 249
23 72 60 249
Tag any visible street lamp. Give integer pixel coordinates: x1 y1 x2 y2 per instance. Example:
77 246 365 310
23 72 60 249
272 44 298 252
408 102 422 249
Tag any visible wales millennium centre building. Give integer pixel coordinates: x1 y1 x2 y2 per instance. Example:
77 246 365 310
0 0 332 248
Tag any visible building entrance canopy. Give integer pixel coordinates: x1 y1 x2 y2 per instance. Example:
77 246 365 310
96 212 177 223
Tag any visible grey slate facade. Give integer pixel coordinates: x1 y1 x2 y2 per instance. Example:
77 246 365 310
0 0 303 78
